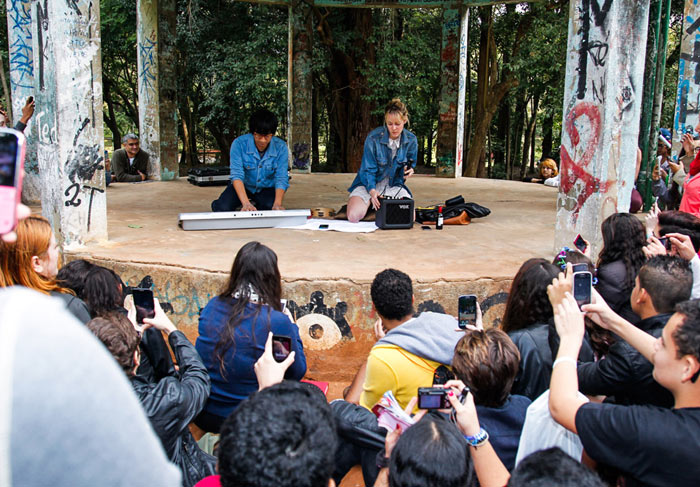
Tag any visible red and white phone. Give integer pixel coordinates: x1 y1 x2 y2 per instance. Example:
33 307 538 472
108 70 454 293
0 128 26 234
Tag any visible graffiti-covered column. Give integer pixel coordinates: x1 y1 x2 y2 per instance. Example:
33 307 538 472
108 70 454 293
455 7 469 178
555 0 651 255
287 0 312 173
31 0 106 247
6 0 39 203
137 0 178 180
436 3 461 177
672 0 700 165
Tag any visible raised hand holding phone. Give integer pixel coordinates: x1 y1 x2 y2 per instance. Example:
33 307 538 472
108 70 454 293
254 332 296 390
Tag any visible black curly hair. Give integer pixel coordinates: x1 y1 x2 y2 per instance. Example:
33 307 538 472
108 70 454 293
371 268 414 320
597 213 646 291
674 300 700 365
501 258 560 333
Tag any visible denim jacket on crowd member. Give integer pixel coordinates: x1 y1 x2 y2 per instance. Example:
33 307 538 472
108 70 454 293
229 133 289 194
348 126 418 194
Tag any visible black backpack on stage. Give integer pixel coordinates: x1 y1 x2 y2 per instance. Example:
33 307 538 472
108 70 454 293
415 195 490 223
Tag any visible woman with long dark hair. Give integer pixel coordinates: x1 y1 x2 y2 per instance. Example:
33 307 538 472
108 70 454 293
500 258 560 400
596 213 646 324
195 241 306 433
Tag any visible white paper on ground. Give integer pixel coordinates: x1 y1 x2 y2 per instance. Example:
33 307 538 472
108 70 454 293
279 218 378 233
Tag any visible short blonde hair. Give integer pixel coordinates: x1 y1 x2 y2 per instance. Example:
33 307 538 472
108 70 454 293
385 98 409 124
539 158 558 177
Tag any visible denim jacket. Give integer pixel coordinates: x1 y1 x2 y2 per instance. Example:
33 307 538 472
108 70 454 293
348 126 418 193
230 133 289 193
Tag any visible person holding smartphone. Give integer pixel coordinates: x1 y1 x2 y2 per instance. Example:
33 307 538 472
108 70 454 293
346 99 417 223
194 242 306 433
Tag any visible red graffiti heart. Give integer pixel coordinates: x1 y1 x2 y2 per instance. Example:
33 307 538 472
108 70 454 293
560 102 611 222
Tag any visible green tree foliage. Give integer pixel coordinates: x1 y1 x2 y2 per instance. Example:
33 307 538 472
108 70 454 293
177 0 288 167
101 0 139 150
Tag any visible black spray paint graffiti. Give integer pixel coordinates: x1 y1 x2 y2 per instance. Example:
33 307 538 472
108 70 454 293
287 291 353 339
36 0 48 91
66 0 82 16
577 0 613 101
66 144 103 182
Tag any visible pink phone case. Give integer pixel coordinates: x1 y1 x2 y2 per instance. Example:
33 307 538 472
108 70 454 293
0 129 26 234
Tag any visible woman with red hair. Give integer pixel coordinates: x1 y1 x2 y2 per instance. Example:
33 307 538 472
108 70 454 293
0 215 90 322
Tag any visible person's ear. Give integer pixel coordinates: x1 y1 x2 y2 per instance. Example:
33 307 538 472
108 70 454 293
637 288 649 306
681 355 700 383
31 255 45 275
133 348 141 370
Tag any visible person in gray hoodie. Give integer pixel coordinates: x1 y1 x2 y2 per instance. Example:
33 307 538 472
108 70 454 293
332 269 462 486
359 268 463 410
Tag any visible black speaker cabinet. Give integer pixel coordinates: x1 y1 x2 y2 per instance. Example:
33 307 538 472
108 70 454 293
376 197 414 229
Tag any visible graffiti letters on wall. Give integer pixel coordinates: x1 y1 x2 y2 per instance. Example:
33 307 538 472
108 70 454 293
33 0 106 243
557 0 649 252
672 1 700 160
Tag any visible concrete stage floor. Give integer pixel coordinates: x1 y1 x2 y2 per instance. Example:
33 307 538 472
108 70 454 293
68 173 559 384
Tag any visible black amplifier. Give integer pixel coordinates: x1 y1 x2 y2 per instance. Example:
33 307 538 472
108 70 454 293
375 197 414 229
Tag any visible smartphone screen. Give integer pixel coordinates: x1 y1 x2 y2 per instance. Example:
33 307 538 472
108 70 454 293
132 288 155 324
0 129 25 234
272 335 292 362
571 263 588 273
573 272 592 307
574 234 587 252
458 295 477 329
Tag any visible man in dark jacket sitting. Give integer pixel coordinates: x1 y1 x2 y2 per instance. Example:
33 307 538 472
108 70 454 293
87 303 216 487
111 133 149 182
577 255 692 407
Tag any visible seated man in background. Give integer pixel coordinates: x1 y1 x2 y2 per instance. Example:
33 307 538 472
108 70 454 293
577 255 691 407
87 303 215 487
360 268 463 411
112 133 149 182
211 109 289 212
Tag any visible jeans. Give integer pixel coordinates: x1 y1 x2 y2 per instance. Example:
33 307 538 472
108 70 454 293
211 182 277 212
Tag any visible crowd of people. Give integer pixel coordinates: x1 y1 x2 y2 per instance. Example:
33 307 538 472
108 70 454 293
4 99 700 486
3 201 700 486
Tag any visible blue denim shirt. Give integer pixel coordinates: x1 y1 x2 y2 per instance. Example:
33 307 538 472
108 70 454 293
230 133 289 193
348 126 418 193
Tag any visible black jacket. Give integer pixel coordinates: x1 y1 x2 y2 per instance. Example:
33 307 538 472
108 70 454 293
508 324 553 400
112 148 149 182
130 331 216 487
578 313 674 408
596 261 641 325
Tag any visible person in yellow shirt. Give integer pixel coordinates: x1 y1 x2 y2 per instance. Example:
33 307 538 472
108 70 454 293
359 269 463 410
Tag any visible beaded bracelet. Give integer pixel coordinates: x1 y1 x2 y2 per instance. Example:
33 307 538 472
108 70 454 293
463 428 489 448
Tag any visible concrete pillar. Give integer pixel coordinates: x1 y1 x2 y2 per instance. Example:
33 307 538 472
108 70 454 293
672 0 700 165
455 7 469 178
6 0 39 203
32 0 107 247
137 0 178 180
436 3 461 177
288 0 313 173
555 0 651 256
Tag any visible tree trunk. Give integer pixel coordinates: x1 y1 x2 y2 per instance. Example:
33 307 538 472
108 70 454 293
541 110 554 159
427 129 433 166
312 81 320 168
207 122 232 167
103 79 122 152
316 8 376 173
178 95 199 170
417 136 424 166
